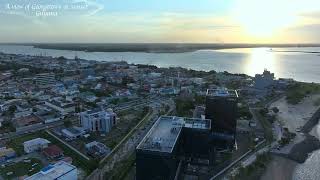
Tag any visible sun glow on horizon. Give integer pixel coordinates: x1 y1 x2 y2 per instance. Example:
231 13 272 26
232 0 296 38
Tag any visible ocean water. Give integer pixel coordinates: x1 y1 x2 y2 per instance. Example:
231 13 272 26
1 44 320 179
0 45 320 83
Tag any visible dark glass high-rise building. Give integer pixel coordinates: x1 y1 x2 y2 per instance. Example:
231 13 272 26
205 88 238 147
136 116 211 180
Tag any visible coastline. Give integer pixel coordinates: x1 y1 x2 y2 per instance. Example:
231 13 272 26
1 44 320 83
266 95 320 180
288 107 320 163
4 43 320 53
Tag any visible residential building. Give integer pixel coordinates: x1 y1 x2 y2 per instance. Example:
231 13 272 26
34 73 56 87
0 147 16 162
23 138 50 153
61 126 86 140
25 161 77 180
14 115 42 129
43 145 64 160
44 97 75 115
253 69 275 89
85 141 111 158
80 109 116 133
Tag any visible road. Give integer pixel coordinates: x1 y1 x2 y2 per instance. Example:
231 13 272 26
0 121 64 140
211 95 284 179
0 95 166 141
45 130 90 160
86 98 174 180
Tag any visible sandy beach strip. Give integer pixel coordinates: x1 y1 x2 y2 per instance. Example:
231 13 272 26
261 155 298 180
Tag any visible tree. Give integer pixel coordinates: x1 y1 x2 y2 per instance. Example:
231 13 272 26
64 119 72 127
272 107 279 113
175 98 195 116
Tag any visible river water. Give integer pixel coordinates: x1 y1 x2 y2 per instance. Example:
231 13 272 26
1 44 320 179
0 45 320 83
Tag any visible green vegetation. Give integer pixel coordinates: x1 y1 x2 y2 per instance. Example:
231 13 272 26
278 128 296 146
7 131 98 175
254 109 273 142
109 97 130 105
0 120 15 133
194 95 205 104
40 132 99 174
271 107 279 113
103 107 149 149
237 104 253 119
7 133 40 156
0 61 48 75
63 119 73 127
104 152 136 180
175 98 195 117
232 153 272 180
0 158 43 179
286 82 320 104
1 105 17 117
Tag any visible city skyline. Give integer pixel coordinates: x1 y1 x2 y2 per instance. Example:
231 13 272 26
1 0 320 43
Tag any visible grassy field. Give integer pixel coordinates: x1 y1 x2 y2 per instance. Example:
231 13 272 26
105 152 136 180
286 82 320 104
0 158 43 179
232 153 271 180
253 109 273 143
7 133 41 156
103 107 148 149
7 131 97 175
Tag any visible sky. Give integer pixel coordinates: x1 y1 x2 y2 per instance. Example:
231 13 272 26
0 0 320 43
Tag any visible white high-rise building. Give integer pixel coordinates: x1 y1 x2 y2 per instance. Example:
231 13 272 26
80 109 116 133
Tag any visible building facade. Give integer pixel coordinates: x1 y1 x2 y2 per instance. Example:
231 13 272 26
80 109 116 133
205 88 238 149
136 116 211 180
34 73 56 87
23 138 51 154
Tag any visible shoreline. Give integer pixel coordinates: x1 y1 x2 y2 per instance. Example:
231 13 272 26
288 106 320 163
1 45 320 83
2 43 320 53
266 96 320 180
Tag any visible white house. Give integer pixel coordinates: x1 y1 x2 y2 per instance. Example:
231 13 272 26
23 138 50 153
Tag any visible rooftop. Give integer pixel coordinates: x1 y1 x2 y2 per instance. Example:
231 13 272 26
25 161 76 180
43 145 63 157
23 138 50 146
206 88 238 98
137 116 210 153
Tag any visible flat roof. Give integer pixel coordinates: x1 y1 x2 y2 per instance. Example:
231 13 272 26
206 88 238 98
137 116 210 153
25 161 76 180
23 138 50 146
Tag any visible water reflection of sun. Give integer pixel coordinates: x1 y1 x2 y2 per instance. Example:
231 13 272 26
245 48 277 76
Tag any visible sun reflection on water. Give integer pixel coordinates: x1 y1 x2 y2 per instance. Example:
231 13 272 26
245 48 277 76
